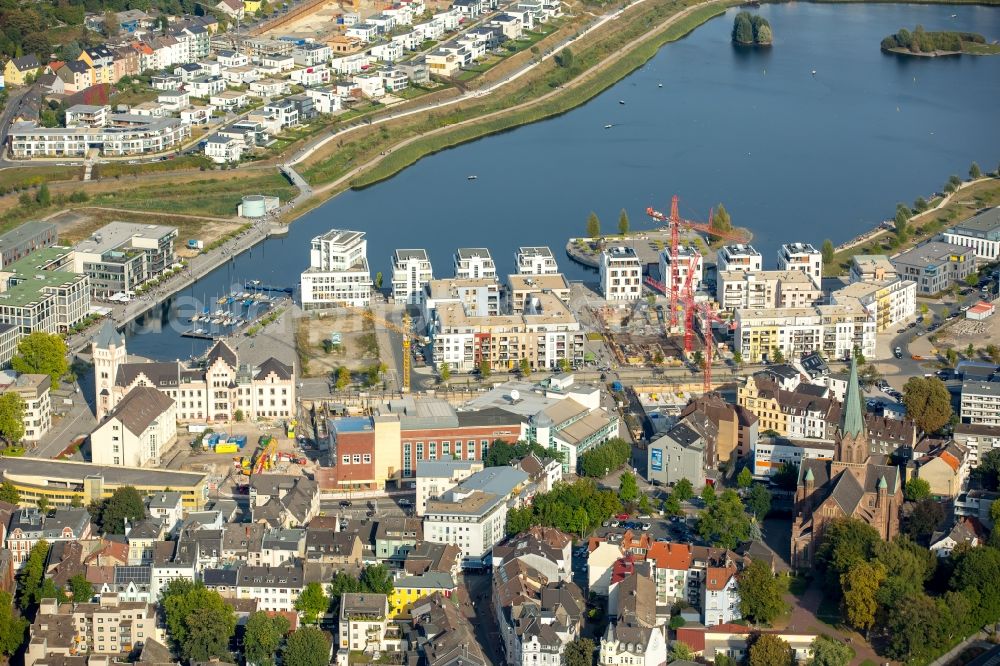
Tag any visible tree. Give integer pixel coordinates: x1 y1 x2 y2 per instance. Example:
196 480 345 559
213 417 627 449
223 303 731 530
555 46 573 68
0 392 26 446
673 478 694 502
234 409 244 422
745 483 772 519
439 362 451 382
283 627 330 666
184 606 237 662
244 611 290 666
103 9 120 36
586 212 601 239
902 376 953 433
618 471 639 503
895 203 911 235
374 271 383 289
11 332 69 385
737 559 786 625
821 239 835 265
162 580 236 662
670 641 695 662
904 477 932 502
564 637 596 666
18 540 49 610
519 358 531 378
618 209 629 236
558 357 572 372
732 12 754 44
970 162 982 179
814 518 881 592
841 560 885 634
360 564 394 595
987 344 1000 363
914 196 929 212
967 342 976 358
662 494 682 517
96 486 146 534
770 347 785 364
36 183 51 207
737 468 753 489
755 22 773 45
295 582 329 624
748 633 793 666
334 366 351 390
946 347 959 368
701 483 716 506
974 449 1000 490
809 635 853 666
0 590 26 656
732 350 743 368
903 498 944 543
698 489 751 549
478 359 491 379
36 496 49 513
0 481 20 504
68 573 93 601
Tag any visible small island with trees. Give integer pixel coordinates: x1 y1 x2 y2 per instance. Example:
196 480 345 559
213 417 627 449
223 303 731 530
881 25 1000 56
732 11 773 47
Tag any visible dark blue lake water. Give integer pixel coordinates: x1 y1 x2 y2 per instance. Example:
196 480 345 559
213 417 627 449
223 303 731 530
124 2 1000 359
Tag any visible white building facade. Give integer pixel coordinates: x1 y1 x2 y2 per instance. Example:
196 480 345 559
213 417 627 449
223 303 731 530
300 229 374 309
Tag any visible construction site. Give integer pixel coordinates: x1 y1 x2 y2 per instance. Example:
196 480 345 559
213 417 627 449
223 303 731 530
589 195 748 393
254 0 442 43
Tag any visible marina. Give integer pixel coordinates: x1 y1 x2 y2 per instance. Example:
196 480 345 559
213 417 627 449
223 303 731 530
179 287 288 341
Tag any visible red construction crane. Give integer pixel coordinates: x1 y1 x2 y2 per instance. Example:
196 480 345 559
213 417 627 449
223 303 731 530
647 195 745 329
681 253 699 354
695 304 730 394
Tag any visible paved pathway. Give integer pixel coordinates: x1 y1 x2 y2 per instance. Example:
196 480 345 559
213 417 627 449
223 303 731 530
781 581 883 666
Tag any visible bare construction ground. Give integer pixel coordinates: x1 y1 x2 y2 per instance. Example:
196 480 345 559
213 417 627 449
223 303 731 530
295 308 381 378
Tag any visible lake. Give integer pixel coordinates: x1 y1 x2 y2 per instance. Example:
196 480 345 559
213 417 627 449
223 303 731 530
123 1 1000 359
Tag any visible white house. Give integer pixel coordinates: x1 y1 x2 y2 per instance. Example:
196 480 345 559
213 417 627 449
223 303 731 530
204 133 245 163
90 386 177 467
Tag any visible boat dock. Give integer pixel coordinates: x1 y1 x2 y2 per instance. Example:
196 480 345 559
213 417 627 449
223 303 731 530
245 280 294 294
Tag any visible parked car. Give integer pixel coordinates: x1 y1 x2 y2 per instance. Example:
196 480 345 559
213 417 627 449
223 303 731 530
894 347 903 359
615 513 630 521
339 500 351 508
641 523 651 531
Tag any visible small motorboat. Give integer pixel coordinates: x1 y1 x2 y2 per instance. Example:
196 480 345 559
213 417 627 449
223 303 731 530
619 100 626 105
657 83 663 88
467 175 478 180
811 70 817 76
604 124 613 129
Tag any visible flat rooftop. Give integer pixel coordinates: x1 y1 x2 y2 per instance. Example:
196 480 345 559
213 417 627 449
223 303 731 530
425 489 500 517
456 248 493 261
518 246 554 258
508 273 570 292
780 242 818 254
892 241 973 268
952 207 1000 236
720 244 760 257
395 248 429 262
0 222 56 251
75 222 176 256
0 456 207 488
314 229 365 246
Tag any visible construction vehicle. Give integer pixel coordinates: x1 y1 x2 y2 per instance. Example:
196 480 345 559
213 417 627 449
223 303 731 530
251 435 278 476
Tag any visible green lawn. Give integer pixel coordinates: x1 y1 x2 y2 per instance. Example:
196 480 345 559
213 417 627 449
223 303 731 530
0 165 82 193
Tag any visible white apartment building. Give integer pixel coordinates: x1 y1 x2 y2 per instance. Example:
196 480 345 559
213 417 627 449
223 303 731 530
954 424 1000 468
300 229 374 309
339 593 395 652
293 42 332 67
9 116 190 158
659 244 703 296
716 243 762 274
599 246 641 301
431 292 583 373
423 488 509 567
735 301 876 363
829 277 916 333
204 134 244 163
235 565 304 612
424 278 500 320
90 386 178 468
960 380 1000 428
516 246 559 275
752 438 835 478
391 248 433 305
777 242 823 286
4 373 51 442
454 248 496 279
415 458 484 516
25 596 158 665
717 270 822 311
943 207 1000 261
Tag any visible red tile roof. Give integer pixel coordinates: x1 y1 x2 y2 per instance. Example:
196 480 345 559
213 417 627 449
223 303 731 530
646 541 692 570
704 566 737 591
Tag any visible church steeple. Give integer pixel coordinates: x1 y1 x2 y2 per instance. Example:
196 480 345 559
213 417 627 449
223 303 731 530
841 353 864 439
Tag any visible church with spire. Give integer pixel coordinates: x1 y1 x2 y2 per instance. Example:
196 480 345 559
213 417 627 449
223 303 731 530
790 355 902 569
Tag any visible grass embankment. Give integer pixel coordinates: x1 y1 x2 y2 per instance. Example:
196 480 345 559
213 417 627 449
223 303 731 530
344 0 736 189
94 155 213 178
827 177 1000 275
87 171 297 217
0 165 82 194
